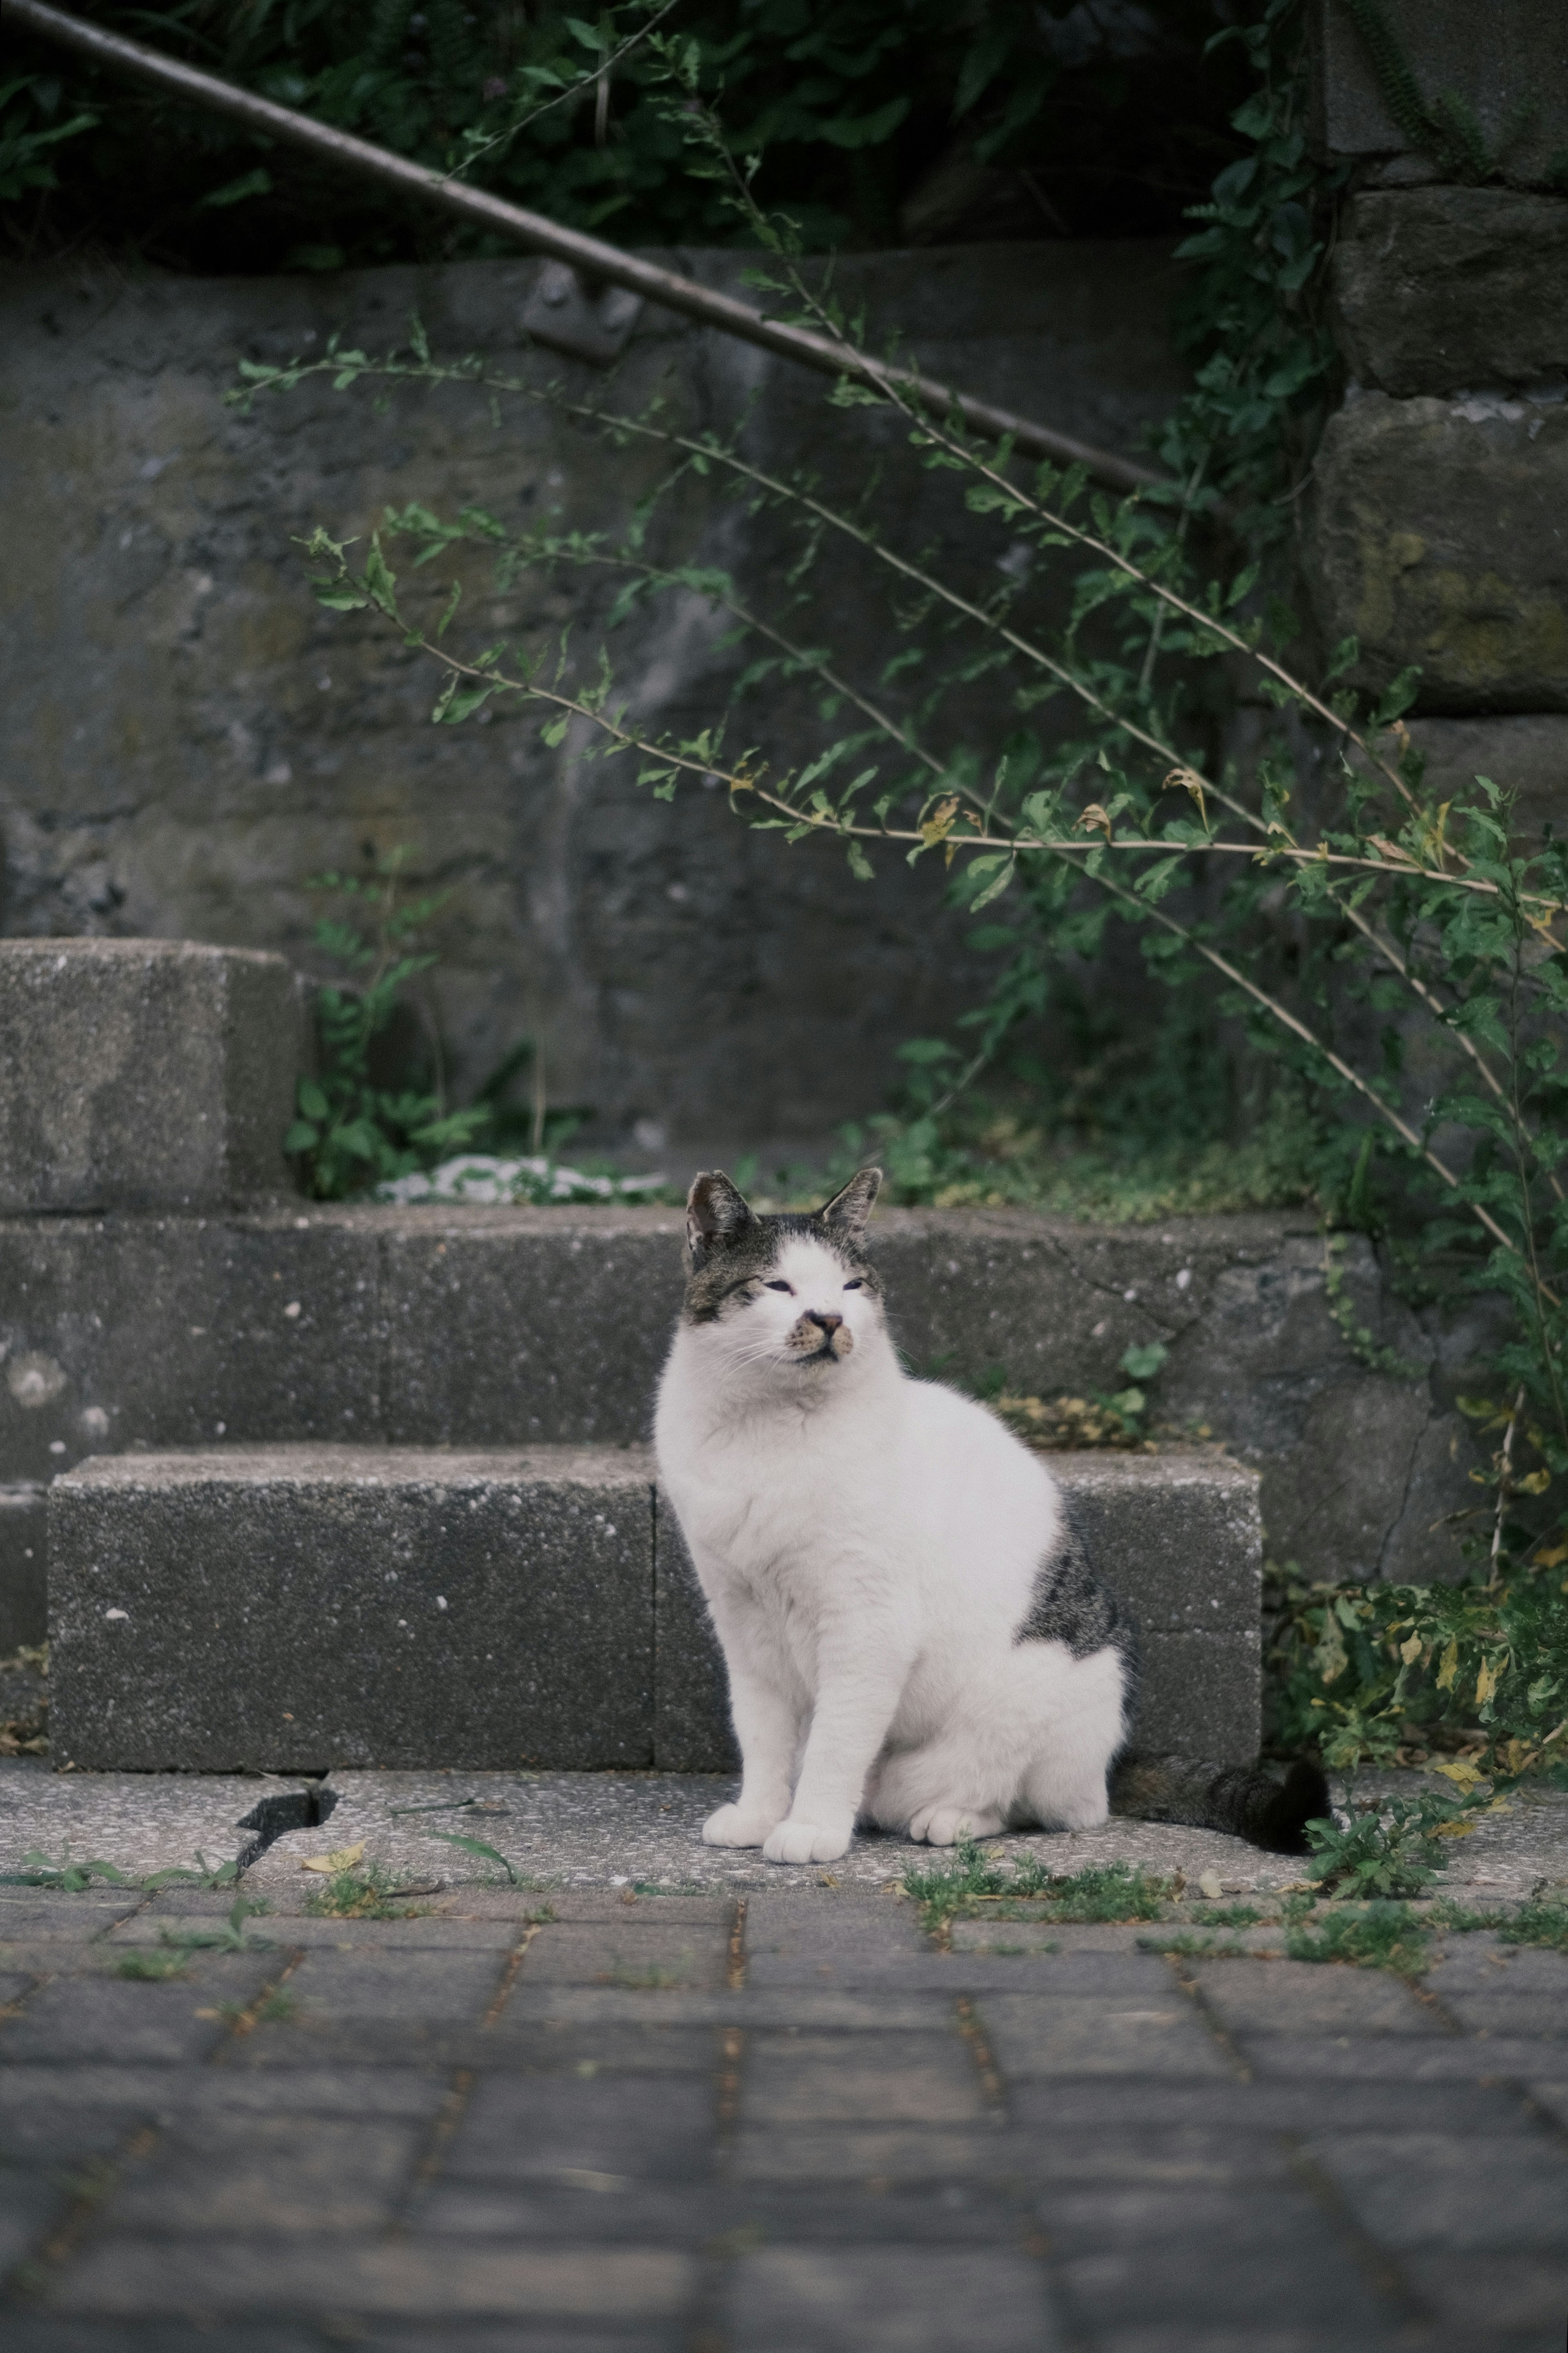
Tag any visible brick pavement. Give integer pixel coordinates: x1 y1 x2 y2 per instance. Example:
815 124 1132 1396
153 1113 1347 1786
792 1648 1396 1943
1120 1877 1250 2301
1 1879 1566 2352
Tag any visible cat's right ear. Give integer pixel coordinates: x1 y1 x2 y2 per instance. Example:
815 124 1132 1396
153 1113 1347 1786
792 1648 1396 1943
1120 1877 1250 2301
686 1170 757 1266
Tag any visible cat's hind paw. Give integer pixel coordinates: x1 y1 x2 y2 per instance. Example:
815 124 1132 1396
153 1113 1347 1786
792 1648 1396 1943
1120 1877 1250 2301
907 1804 1005 1847
702 1803 780 1848
763 1817 852 1865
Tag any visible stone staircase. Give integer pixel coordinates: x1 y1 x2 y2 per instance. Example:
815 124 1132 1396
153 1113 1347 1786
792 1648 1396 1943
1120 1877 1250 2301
0 939 1479 1780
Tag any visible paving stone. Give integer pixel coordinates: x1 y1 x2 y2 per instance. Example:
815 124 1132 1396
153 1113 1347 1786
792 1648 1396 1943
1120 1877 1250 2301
1008 2124 1298 2188
723 2245 1056 2352
729 2128 999 2186
38 2239 695 2322
975 1993 1235 2079
6 2326 329 2353
504 1987 958 2035
940 1943 1181 1992
1008 2076 1540 2134
1302 2129 1568 2252
226 2020 723 2075
283 1948 512 2023
1238 2035 1566 2081
1526 2080 1568 2132
517 1923 730 1990
0 940 301 1216
0 2170 74 2276
104 2115 423 2234
742 2033 984 2127
1423 1936 1568 1992
439 2074 716 2184
0 1959 283 2064
1433 1990 1568 2039
49 1449 657 1773
1187 1960 1443 2037
111 1913 524 1952
1398 2249 1568 2336
1051 2206 1401 2337
0 2063 449 2125
409 2181 728 2245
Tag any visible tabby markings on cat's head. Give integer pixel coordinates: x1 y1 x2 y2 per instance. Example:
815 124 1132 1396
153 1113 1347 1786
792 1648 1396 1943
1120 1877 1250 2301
681 1167 884 1370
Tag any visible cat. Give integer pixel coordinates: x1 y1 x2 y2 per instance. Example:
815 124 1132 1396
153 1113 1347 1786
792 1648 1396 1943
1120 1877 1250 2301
654 1164 1329 1866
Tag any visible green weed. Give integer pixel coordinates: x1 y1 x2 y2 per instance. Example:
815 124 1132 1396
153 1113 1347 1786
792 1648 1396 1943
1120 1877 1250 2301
1284 1900 1433 1977
1190 1904 1264 1928
158 1896 272 1954
303 1862 430 1920
905 1843 1175 1934
116 1949 190 1981
1434 1894 1568 1953
5 1847 131 1892
1304 1785 1494 1900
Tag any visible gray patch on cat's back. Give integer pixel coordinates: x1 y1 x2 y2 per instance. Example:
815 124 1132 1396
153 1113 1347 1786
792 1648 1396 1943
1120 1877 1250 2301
1016 1499 1141 1724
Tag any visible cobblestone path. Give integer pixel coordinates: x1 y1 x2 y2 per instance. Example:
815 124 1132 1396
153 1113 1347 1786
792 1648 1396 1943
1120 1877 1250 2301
2 1878 1567 2352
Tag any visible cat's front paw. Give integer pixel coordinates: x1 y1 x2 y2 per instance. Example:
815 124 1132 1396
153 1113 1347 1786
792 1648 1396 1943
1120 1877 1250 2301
763 1816 852 1865
908 1804 1005 1847
702 1803 780 1849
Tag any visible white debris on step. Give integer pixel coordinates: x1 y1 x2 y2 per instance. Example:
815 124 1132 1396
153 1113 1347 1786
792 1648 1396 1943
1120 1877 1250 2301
372 1154 667 1207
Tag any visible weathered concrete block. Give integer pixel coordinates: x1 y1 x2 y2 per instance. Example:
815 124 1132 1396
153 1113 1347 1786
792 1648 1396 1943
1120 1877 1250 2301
1311 0 1568 192
1308 392 1568 713
0 941 301 1213
2 1205 1485 1586
49 1446 657 1772
0 1211 383 1486
378 1207 683 1446
0 1484 46 1653
49 1441 1259 1775
655 1453 1263 1773
1395 714 1568 844
1332 189 1568 399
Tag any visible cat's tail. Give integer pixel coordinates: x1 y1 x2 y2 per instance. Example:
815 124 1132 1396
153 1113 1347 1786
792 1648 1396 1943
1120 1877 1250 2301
1109 1755 1331 1855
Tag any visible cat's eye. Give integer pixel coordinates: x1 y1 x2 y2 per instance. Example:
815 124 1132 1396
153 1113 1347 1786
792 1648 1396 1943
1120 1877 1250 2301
843 1280 863 1291
765 1280 794 1293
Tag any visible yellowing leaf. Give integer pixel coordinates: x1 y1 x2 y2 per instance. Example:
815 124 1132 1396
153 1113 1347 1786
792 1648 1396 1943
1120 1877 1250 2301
1433 1817 1476 1838
1399 1633 1423 1666
299 1841 366 1875
919 794 959 848
1435 1638 1460 1692
1197 1869 1224 1899
1432 1758 1485 1791
1474 1655 1504 1706
1076 801 1113 841
1515 1467 1552 1496
1534 1539 1568 1569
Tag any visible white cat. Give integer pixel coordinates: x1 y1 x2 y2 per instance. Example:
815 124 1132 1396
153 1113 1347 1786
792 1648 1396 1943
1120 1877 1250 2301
654 1166 1326 1867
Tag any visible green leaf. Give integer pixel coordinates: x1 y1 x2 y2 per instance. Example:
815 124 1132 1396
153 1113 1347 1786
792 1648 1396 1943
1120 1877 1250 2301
420 1828 519 1883
196 167 272 210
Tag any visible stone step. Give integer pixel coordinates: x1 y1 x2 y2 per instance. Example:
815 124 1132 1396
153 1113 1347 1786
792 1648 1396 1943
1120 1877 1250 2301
47 1445 1260 1775
1 1197 1475 1650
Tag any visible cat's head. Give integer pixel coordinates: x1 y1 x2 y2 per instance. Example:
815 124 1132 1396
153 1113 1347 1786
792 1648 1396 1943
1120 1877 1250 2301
679 1167 886 1380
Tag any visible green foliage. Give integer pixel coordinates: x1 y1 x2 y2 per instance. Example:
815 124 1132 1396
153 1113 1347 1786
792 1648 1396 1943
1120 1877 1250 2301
244 4 1568 1649
4 0 1244 268
0 73 96 204
1267 1562 1568 1780
418 1825 522 1882
1302 1784 1490 1900
1436 1893 1568 1952
157 1896 272 1953
303 1860 430 1918
904 1841 1176 1934
117 1948 192 1981
5 1848 131 1891
1285 1898 1433 1976
287 847 490 1199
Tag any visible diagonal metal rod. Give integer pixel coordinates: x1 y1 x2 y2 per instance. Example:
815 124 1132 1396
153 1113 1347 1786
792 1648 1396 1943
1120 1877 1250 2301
4 0 1168 497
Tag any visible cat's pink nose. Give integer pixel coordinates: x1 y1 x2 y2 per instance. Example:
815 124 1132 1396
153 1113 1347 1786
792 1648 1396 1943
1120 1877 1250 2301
806 1311 843 1336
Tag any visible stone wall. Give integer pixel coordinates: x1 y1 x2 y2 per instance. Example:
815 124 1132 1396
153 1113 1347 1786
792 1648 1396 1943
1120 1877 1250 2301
1305 2 1568 826
0 241 1186 1160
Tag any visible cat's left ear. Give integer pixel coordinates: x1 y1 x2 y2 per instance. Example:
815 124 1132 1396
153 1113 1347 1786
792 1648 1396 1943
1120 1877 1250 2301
819 1166 882 1241
686 1170 757 1266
